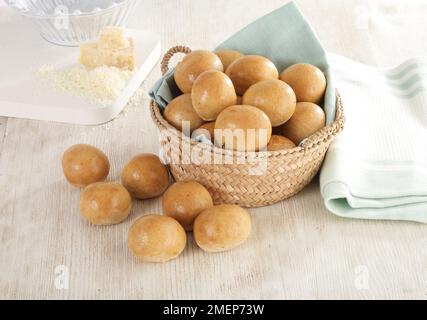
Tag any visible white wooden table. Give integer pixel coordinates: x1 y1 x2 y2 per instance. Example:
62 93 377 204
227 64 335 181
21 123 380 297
0 0 426 299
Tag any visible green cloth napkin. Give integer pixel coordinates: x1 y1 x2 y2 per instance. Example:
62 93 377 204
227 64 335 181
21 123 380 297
320 53 427 223
149 2 336 125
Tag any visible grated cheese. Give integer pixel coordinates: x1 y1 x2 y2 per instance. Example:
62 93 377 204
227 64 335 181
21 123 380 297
37 64 133 106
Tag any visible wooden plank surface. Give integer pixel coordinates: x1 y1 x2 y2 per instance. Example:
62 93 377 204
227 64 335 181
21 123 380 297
0 0 426 299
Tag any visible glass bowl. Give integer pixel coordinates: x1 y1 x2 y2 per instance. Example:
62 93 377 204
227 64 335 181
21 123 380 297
6 0 138 46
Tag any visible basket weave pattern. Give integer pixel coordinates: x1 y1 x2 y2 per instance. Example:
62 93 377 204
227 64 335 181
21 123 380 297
150 46 345 207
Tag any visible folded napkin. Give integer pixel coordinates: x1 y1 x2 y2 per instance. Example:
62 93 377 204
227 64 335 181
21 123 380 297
149 2 336 125
320 53 427 223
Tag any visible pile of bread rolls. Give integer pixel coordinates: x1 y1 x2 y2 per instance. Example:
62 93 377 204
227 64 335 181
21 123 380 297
164 49 327 151
62 144 251 263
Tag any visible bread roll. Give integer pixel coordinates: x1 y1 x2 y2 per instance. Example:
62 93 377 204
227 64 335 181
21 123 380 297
192 122 215 142
243 79 296 126
121 154 169 199
280 63 326 104
62 144 109 188
164 94 205 132
276 102 326 145
174 50 223 93
191 70 237 121
80 182 131 225
162 181 213 231
214 105 272 151
226 55 279 95
128 215 186 262
193 204 251 252
215 49 244 70
267 135 296 151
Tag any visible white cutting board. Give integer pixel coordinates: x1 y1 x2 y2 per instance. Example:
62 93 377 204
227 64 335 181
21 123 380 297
0 11 160 125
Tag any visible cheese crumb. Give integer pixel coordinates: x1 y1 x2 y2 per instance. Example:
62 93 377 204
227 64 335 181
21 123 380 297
37 64 133 106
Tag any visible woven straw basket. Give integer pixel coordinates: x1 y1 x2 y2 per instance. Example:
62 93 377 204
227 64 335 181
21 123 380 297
150 46 345 207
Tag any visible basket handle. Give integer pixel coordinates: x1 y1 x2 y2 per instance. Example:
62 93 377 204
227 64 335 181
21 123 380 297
160 45 192 75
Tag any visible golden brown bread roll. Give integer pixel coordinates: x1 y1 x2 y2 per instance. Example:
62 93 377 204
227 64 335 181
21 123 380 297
128 214 186 262
80 182 132 225
276 102 326 145
193 204 251 252
215 49 244 70
162 181 213 231
280 63 326 104
226 55 279 95
192 121 216 142
62 144 110 188
121 154 169 199
242 79 296 126
267 135 296 151
214 105 272 151
164 94 205 132
174 50 223 93
191 70 237 121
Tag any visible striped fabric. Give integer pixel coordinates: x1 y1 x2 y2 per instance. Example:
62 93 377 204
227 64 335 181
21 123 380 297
320 53 427 223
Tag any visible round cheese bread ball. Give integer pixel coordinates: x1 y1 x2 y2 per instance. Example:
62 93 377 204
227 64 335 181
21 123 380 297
174 50 223 93
62 144 110 188
164 94 205 132
121 154 169 199
267 135 296 151
280 63 326 104
193 204 251 252
215 49 244 70
191 70 237 121
242 79 296 126
128 215 186 262
162 181 213 231
214 105 272 151
80 182 132 225
192 121 215 142
277 102 326 145
225 55 279 95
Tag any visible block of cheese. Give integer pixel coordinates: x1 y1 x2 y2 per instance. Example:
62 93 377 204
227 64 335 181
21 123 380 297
79 27 135 71
80 39 135 71
98 26 131 49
